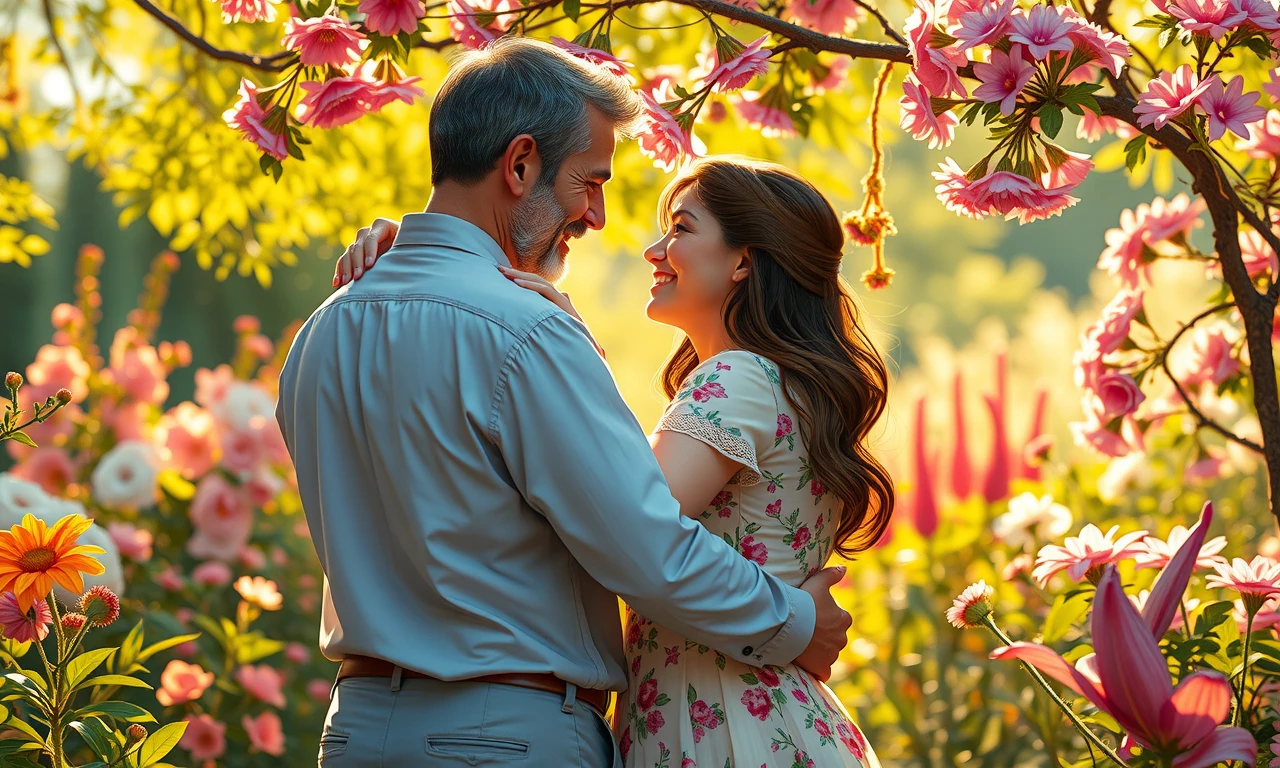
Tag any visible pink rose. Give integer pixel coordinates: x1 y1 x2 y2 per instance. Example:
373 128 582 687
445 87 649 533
194 365 235 409
1087 287 1145 355
740 687 772 721
191 560 233 587
792 526 812 550
776 414 793 438
757 667 780 687
236 664 286 708
682 759 696 768
242 711 285 756
1093 372 1146 420
626 621 641 649
180 714 227 761
636 679 658 710
814 718 832 738
809 479 825 497
765 500 782 517
645 709 665 735
690 700 712 724
187 474 253 562
12 447 76 496
107 522 154 562
156 402 219 479
740 536 769 566
221 427 266 474
711 490 732 507
108 330 169 405
156 660 214 706
691 382 727 403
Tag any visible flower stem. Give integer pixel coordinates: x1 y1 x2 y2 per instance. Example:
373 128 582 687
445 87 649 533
983 616 1126 766
1237 607 1257 727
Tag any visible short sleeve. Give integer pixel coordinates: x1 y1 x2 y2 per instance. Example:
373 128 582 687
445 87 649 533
654 351 781 486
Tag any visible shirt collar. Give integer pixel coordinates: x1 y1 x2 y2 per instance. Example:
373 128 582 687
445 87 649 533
392 213 512 268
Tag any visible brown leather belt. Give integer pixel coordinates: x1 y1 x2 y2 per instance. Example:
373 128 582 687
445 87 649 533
336 655 612 717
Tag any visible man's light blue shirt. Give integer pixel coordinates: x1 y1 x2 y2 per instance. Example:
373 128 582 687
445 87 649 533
276 212 816 691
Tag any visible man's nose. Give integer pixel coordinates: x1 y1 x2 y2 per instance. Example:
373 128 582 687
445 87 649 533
583 194 606 231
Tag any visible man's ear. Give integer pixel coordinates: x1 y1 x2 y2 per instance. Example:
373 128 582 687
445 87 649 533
502 134 541 197
730 250 750 283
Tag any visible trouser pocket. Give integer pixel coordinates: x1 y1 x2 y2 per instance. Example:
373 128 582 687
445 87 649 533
425 734 530 762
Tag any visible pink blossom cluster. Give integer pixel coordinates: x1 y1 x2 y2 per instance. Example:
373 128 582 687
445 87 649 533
1135 66 1265 140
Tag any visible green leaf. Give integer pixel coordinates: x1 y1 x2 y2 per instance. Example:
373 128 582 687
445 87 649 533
2 674 49 710
136 721 187 767
1037 103 1063 139
2 717 44 747
191 616 227 648
81 675 153 690
1124 134 1148 172
116 622 145 673
136 633 200 664
562 0 580 21
4 433 35 449
1042 592 1091 644
75 701 156 724
67 717 118 761
68 648 118 691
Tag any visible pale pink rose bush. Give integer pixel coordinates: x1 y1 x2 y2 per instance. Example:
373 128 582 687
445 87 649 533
1 247 331 764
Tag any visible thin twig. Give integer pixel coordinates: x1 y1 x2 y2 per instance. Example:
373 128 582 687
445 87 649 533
849 0 908 47
42 0 82 107
1160 301 1265 454
131 0 297 71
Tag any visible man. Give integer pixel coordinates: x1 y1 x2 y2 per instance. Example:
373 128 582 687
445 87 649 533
277 38 852 767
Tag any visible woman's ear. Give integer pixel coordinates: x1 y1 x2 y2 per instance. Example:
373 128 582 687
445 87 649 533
730 250 750 283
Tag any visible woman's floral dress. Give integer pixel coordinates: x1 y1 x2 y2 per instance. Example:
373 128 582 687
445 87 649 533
615 350 878 768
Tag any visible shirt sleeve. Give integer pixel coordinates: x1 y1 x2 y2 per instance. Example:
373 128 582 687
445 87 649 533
654 352 781 486
490 314 814 669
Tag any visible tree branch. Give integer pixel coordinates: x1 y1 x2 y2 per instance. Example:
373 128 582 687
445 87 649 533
1160 302 1265 454
43 0 83 107
849 0 908 47
131 0 297 72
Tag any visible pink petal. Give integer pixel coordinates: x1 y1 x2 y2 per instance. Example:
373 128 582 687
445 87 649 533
1170 727 1257 768
1144 501 1214 638
989 643 1111 713
1159 671 1232 749
1091 567 1175 743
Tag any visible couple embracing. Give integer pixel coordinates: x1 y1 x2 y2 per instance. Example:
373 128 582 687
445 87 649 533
275 36 894 768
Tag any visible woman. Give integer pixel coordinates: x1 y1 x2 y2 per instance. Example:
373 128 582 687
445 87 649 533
337 156 892 768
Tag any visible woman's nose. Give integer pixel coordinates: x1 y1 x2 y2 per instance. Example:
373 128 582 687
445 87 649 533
643 237 667 265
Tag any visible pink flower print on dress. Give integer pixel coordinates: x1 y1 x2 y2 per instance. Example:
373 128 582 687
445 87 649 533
715 362 732 371
814 717 832 739
619 727 632 761
632 655 642 677
758 666 780 687
682 758 696 768
626 620 642 649
792 526 812 550
776 414 793 438
645 709 665 735
838 722 867 758
665 646 680 666
741 535 769 565
766 499 783 517
741 687 773 721
637 678 659 710
691 382 726 402
791 688 809 704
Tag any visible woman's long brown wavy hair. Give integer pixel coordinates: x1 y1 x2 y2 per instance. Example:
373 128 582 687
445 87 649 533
658 156 894 556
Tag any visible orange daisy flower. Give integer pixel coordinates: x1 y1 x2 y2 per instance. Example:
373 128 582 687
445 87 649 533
0 514 105 611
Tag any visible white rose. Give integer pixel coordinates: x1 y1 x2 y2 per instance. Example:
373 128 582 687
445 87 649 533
0 473 53 530
91 441 161 510
36 498 125 603
214 382 275 433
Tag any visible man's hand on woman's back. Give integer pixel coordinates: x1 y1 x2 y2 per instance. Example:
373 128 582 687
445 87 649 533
794 565 852 681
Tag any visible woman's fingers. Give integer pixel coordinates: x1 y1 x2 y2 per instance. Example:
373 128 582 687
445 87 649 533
510 278 560 302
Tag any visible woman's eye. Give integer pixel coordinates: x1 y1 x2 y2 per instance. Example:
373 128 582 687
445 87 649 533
673 224 688 233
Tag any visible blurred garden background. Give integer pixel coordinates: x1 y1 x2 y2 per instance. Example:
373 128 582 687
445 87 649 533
4 0 1280 763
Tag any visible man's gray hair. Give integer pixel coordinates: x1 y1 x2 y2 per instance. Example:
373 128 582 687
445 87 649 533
429 38 645 186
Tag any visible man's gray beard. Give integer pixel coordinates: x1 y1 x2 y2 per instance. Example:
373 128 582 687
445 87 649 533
510 182 569 282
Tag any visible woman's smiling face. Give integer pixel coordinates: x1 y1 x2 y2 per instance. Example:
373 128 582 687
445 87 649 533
643 186 749 330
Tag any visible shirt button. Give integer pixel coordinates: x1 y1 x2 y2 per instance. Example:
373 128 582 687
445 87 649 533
742 646 753 656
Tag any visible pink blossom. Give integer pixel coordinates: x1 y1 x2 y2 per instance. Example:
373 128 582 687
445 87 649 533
156 566 185 592
359 0 424 36
1239 109 1280 157
236 664 287 708
1007 5 1075 59
155 402 219 478
933 158 1080 224
1237 228 1280 279
221 427 265 474
1196 74 1266 141
1087 287 1145 355
741 687 772 720
1168 320 1240 386
1097 196 1204 286
1184 453 1228 483
1077 111 1138 142
1092 372 1145 420
735 91 797 137
215 0 279 23
194 365 235 409
809 57 849 93
157 660 214 706
24 344 89 404
1236 0 1280 29
1136 64 1212 130
180 714 227 761
1032 523 1148 585
222 80 287 161
242 711 286 756
1146 193 1206 242
187 474 254 562
1041 148 1093 189
447 0 518 48
0 592 50 643
307 678 332 701
1063 11 1130 77
367 76 424 112
953 0 1015 50
1069 408 1143 458
192 560 233 587
636 678 658 710
108 331 169 405
785 0 865 34
550 37 634 82
297 76 377 129
973 44 1035 116
791 525 812 549
282 15 365 67
701 35 772 93
740 535 769 565
645 709 664 734
905 0 968 97
1167 0 1248 37
11 447 76 496
899 77 957 148
636 88 703 172
106 521 154 562
102 399 149 442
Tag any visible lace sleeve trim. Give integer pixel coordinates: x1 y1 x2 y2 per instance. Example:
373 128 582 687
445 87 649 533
655 408 762 486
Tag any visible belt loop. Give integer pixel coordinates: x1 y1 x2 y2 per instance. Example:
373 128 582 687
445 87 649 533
390 666 404 693
561 682 578 714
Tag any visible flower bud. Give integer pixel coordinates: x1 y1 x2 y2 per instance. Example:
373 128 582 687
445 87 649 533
126 724 147 743
4 372 21 390
54 388 73 405
60 613 87 631
79 585 120 627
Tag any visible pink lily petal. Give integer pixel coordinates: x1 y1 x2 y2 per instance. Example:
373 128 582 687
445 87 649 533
1143 501 1214 638
1092 567 1175 742
1170 727 1257 768
1159 670 1233 750
989 642 1111 713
